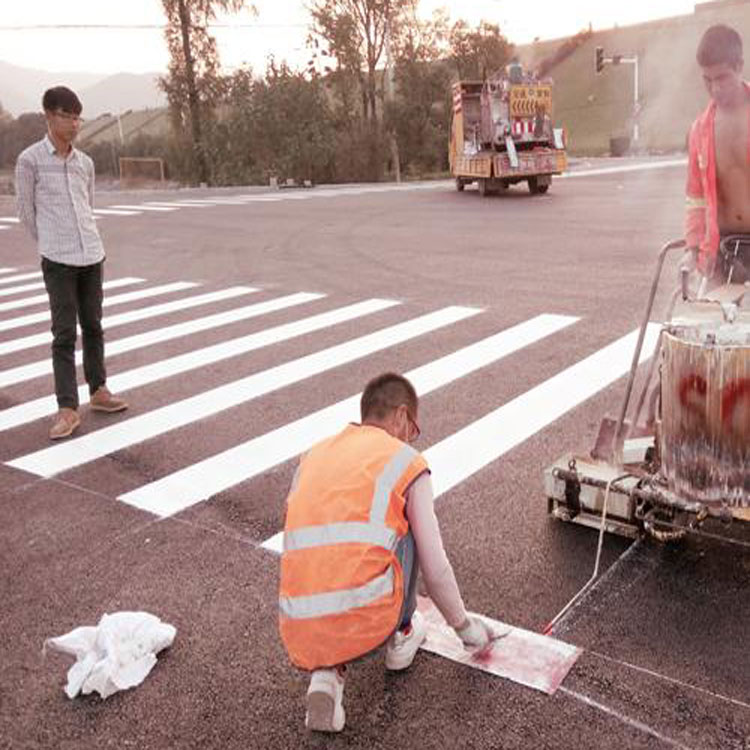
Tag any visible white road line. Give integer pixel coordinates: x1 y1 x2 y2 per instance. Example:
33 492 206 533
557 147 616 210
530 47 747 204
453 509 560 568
562 159 687 179
0 286 257 356
0 280 49 298
0 225 10 230
0 271 42 287
93 208 140 216
260 323 659 552
0 292 323 387
0 268 19 274
0 298 400 434
9 305 477 477
144 201 212 208
0 277 147 314
0 217 20 223
110 205 178 212
425 325 660 497
0 281 196 331
558 687 693 750
119 313 575 518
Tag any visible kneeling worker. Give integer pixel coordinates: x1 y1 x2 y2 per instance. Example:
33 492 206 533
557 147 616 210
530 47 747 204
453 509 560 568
279 372 496 732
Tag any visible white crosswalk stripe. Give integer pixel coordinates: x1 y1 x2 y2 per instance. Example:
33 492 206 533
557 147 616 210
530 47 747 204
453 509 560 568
0 297 398 434
0 286 257 356
0 268 19 274
0 280 50 298
0 280 196 330
0 291 322 387
0 277 146 314
93 208 140 216
0 217 20 223
258 324 660 552
0 273 660 541
0 272 42 287
120 313 578 517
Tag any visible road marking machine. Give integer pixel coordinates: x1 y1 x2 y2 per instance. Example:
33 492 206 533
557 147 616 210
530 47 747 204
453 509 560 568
545 238 749 543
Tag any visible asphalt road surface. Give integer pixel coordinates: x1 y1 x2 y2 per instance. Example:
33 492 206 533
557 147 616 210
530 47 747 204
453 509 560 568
1 158 748 750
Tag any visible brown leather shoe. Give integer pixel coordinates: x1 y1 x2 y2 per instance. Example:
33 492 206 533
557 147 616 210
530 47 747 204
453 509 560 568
49 408 81 440
90 386 128 413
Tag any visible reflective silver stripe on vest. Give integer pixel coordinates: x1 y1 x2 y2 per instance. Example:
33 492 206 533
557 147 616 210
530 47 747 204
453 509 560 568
685 196 707 209
369 444 418 525
284 521 398 552
280 567 394 619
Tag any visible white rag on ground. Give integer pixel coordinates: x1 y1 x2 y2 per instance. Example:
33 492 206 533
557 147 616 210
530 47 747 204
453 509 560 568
44 611 176 699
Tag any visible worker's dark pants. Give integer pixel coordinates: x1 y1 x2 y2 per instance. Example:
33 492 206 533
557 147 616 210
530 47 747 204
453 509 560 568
41 257 106 410
396 531 419 630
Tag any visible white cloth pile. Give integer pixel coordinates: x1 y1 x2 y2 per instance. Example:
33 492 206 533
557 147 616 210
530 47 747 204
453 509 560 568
44 611 176 699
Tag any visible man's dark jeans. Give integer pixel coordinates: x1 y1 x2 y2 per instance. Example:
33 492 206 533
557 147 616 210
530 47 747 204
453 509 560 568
41 257 106 409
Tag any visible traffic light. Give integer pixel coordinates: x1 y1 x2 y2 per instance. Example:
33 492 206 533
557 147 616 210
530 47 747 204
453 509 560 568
595 46 605 74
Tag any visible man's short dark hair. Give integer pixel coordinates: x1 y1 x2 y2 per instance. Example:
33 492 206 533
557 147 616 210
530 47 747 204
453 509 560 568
360 372 418 422
696 25 743 68
42 86 83 115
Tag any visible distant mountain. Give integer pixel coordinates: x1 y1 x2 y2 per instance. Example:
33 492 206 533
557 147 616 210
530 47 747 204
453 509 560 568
79 73 167 117
0 62 166 117
0 61 104 115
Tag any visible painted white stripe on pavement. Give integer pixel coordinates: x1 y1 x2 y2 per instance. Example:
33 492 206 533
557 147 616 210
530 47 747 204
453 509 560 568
0 281 196 331
0 277 147 314
110 205 178 212
0 286 257 356
144 201 212 208
0 225 9 230
0 271 42 287
260 323 659 552
424 324 661 497
0 292 323 387
0 217 20 223
9 305 476 476
93 208 140 216
0 280 48 298
0 268 19 274
0 298 398 433
562 159 687 179
118 313 575 518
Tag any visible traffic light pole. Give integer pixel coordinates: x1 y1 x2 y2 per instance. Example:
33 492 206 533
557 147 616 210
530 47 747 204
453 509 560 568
596 48 640 147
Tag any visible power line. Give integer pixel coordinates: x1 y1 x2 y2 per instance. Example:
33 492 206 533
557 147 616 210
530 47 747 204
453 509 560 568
0 23 308 30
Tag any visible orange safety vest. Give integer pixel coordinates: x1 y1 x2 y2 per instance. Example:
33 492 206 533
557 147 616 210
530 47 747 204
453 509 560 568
685 81 750 273
279 423 429 670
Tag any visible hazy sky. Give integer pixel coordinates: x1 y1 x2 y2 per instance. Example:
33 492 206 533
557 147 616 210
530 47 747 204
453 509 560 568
0 0 701 75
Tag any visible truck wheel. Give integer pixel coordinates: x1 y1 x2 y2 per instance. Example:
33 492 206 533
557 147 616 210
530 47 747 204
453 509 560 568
455 178 465 192
478 178 488 197
528 177 550 195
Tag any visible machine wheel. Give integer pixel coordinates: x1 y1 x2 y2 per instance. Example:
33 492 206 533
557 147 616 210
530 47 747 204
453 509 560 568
528 177 550 195
455 177 465 192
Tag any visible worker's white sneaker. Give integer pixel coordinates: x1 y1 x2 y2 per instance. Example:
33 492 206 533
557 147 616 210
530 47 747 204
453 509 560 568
305 668 345 732
385 610 427 671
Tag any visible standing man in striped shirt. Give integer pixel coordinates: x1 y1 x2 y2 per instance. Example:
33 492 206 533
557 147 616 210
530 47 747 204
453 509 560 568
16 86 128 440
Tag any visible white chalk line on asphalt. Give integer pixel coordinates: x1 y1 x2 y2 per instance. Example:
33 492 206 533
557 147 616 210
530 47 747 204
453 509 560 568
0 291 322 388
0 277 147 315
587 650 750 712
260 323 659 552
0 286 257 357
118 313 577 519
0 280 198 333
558 687 694 750
2 297 406 447
0 271 42 287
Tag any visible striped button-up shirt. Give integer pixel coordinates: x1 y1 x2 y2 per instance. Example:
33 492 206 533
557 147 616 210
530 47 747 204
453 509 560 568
15 135 105 266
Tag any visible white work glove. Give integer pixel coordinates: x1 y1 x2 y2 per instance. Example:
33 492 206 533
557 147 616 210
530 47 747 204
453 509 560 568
454 615 495 651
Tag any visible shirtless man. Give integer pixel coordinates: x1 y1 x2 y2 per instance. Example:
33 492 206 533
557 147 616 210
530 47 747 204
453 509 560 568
685 24 750 285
